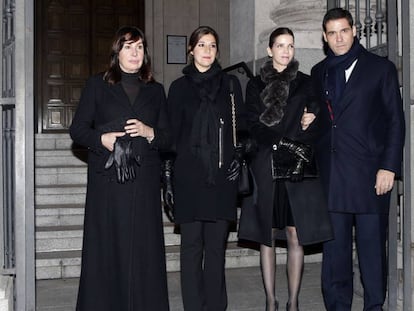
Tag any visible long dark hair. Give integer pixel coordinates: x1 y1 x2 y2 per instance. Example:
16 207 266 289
268 27 294 48
187 26 220 63
103 26 154 84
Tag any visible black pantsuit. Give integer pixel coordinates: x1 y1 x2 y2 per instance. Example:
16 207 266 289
167 62 245 310
180 220 229 310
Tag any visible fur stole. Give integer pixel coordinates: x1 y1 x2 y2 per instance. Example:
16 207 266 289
259 59 299 127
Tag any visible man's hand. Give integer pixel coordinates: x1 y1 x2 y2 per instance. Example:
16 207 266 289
301 107 316 130
375 169 395 195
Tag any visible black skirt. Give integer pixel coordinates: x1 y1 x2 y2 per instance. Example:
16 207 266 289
272 180 294 229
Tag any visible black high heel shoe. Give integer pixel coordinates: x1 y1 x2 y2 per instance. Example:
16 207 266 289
286 302 299 311
265 300 279 311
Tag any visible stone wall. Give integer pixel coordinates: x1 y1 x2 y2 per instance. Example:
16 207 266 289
229 0 326 76
145 0 230 91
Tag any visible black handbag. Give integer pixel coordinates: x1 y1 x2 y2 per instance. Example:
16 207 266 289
238 158 253 195
230 80 253 195
271 145 318 180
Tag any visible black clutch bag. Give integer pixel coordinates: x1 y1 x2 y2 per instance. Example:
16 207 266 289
271 146 318 180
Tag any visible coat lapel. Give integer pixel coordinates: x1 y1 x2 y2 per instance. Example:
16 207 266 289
106 81 154 116
132 83 156 114
107 82 134 112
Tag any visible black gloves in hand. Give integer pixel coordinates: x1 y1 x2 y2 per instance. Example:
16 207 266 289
104 136 140 184
227 144 244 181
161 159 174 222
278 137 313 163
236 130 257 157
289 158 305 182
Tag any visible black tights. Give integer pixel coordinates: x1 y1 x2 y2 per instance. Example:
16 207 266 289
260 227 303 311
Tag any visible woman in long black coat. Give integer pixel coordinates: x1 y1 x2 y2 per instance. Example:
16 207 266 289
166 26 244 311
70 26 170 311
238 28 333 311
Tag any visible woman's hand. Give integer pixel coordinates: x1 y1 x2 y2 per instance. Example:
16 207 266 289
101 132 126 151
124 119 155 142
301 107 316 130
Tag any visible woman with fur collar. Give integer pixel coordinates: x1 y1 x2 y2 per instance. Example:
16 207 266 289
238 27 332 311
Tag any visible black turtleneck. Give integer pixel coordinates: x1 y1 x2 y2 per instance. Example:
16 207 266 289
121 71 141 105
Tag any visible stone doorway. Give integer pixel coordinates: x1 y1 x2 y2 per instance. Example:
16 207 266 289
35 0 145 133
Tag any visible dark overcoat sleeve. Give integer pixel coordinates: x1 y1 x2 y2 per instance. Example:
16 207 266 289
377 60 405 175
139 82 171 151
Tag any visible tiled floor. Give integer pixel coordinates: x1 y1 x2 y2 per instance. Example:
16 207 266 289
36 262 365 310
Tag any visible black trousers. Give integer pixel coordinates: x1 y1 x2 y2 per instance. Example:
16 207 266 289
180 220 230 311
322 212 388 311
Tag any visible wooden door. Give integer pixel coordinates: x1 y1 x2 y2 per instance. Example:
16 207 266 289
36 0 144 132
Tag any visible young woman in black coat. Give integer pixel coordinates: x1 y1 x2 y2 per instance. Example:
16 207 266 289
238 28 333 311
70 26 170 311
166 26 245 311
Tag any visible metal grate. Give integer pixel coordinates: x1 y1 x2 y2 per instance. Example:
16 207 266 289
328 0 387 55
1 103 15 271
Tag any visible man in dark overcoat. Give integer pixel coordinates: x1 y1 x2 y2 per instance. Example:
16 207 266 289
309 8 405 311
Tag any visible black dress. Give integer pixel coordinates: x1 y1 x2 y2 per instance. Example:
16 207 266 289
70 73 170 311
272 181 294 229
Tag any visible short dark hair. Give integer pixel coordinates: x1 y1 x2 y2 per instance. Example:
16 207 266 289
268 27 294 48
104 26 154 84
322 8 354 32
188 26 220 59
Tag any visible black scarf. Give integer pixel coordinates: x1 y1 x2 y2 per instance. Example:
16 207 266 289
183 61 223 185
259 59 299 127
325 39 363 110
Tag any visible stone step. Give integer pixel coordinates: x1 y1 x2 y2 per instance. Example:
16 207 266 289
35 204 177 227
36 205 85 227
35 242 263 280
35 242 323 280
35 185 86 205
35 224 240 253
35 133 74 151
36 150 87 167
36 226 83 253
35 166 87 186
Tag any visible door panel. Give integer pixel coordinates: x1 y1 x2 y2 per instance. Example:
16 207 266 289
36 0 144 132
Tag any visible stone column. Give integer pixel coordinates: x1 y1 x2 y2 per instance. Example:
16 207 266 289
260 0 326 49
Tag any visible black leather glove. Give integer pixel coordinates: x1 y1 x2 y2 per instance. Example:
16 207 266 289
227 144 244 181
289 158 305 182
278 137 313 163
237 130 257 158
161 159 175 222
104 136 140 184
